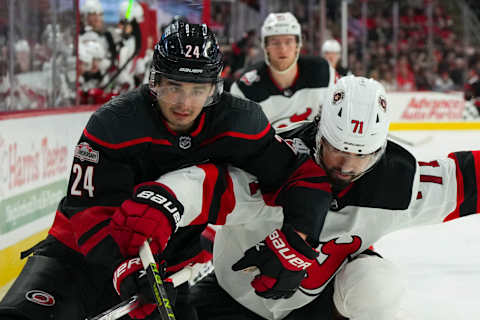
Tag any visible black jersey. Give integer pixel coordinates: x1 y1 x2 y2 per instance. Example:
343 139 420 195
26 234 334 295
48 85 306 267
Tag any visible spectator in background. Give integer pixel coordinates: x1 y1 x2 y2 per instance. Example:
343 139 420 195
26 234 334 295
230 29 257 75
450 57 466 89
78 40 118 105
396 55 416 91
14 40 31 73
433 64 455 92
414 67 433 91
321 39 349 77
114 0 144 91
379 69 396 91
80 0 116 73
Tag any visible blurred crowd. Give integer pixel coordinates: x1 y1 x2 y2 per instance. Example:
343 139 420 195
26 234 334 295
2 0 480 112
220 0 480 95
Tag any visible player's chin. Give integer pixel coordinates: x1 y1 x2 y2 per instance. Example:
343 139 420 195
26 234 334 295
328 171 355 188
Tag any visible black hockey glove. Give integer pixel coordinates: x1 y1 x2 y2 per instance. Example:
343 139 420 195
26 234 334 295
232 224 318 299
113 258 176 319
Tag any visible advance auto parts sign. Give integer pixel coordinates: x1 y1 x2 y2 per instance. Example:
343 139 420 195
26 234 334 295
395 92 465 121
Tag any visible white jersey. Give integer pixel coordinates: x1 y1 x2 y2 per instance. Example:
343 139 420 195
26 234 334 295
155 140 480 320
230 57 335 129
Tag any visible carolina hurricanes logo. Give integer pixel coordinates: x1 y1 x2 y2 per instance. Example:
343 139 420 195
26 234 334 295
301 236 362 290
379 95 387 112
332 90 345 105
25 290 55 306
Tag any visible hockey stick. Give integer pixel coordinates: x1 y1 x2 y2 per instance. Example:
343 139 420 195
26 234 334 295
388 133 433 147
138 240 177 320
87 259 193 320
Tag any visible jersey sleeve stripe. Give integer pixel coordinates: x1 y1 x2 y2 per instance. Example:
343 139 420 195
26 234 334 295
287 180 331 192
189 164 219 225
77 219 110 247
48 211 79 251
215 170 236 225
199 123 272 146
83 128 172 149
475 151 480 212
445 151 479 221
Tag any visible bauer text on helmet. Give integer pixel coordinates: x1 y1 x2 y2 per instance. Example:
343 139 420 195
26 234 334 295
314 76 390 185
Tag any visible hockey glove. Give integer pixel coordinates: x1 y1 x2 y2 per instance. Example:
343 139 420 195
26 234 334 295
113 257 176 319
232 224 318 299
110 182 184 257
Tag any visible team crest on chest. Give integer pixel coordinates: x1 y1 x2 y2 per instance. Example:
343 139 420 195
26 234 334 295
178 136 192 149
240 70 260 86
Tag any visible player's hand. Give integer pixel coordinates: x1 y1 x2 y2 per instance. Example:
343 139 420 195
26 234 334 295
232 224 318 299
110 182 184 257
113 257 176 319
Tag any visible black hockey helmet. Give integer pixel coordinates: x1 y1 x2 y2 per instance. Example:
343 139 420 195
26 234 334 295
150 21 223 84
149 21 224 106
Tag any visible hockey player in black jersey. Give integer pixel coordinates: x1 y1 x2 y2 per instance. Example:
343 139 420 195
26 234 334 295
230 12 335 129
0 22 322 320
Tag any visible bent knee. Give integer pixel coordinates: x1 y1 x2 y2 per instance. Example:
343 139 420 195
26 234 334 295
333 254 406 319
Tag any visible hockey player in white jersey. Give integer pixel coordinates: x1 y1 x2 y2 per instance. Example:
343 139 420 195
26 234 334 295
149 76 478 319
229 12 335 129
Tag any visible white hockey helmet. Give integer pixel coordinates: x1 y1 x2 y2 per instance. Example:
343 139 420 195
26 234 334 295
14 40 30 53
119 0 144 23
79 40 106 70
261 12 302 73
314 76 390 177
321 39 341 54
81 0 103 15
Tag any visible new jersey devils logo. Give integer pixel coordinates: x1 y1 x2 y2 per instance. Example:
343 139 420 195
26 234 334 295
301 236 362 290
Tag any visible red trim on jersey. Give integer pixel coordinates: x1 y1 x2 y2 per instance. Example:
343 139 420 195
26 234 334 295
71 207 115 257
267 65 299 92
48 211 79 251
263 159 330 205
199 123 272 146
83 128 172 149
416 191 423 200
287 180 331 192
419 160 440 167
201 225 217 242
191 112 206 137
79 223 112 256
165 249 213 274
215 170 236 225
337 183 354 198
444 153 464 222
189 164 218 225
161 112 206 137
473 151 480 212
420 175 443 184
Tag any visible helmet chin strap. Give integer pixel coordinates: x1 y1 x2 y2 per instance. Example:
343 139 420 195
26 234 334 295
264 48 300 74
